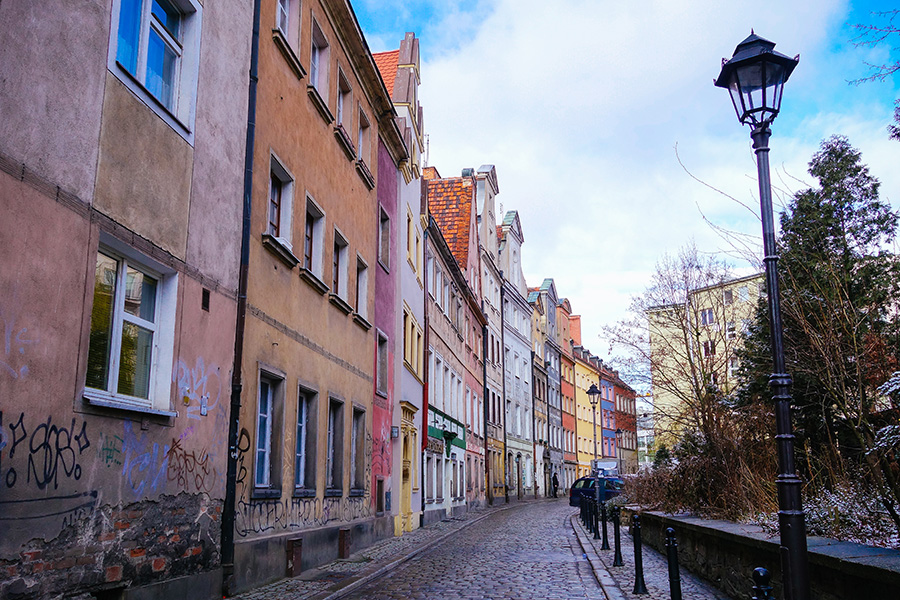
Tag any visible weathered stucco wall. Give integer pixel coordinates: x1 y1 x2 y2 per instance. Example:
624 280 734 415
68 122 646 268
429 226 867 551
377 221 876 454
0 0 250 595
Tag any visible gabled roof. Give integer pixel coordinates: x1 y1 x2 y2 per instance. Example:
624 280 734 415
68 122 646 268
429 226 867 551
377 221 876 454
427 176 475 269
372 49 400 97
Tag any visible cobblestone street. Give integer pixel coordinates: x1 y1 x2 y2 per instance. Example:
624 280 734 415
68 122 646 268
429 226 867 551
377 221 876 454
342 500 605 600
232 499 737 600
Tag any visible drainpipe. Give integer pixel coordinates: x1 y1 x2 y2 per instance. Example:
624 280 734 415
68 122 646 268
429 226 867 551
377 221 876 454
531 350 538 498
499 273 508 504
482 321 490 506
420 199 430 526
222 0 260 592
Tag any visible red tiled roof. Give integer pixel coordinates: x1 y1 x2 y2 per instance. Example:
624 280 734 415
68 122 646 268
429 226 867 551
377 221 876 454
427 177 475 268
372 49 400 97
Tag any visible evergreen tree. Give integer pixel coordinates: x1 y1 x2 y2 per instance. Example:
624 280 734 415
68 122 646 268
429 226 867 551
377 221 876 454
738 136 900 527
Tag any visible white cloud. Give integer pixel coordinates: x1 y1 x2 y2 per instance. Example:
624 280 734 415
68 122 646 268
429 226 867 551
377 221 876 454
410 0 900 357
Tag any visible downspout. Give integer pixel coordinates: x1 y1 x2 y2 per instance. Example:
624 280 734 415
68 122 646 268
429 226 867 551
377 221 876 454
420 200 430 525
482 321 490 505
531 350 538 498
499 273 508 503
222 0 260 592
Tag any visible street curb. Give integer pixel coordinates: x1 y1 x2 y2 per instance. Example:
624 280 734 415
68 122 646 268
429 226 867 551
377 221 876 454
570 514 628 600
316 503 519 600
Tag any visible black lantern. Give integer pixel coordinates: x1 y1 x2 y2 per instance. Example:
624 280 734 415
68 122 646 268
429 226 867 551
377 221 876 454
714 32 799 128
587 383 600 408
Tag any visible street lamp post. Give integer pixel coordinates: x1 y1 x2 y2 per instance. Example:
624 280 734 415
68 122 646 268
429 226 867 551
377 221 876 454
587 382 601 507
715 32 808 600
615 428 623 475
587 383 601 472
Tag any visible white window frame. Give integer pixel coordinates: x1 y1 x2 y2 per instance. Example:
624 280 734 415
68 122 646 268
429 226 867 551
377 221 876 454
255 371 282 489
83 236 178 415
107 0 203 144
295 386 315 490
336 68 352 129
310 19 329 97
326 397 343 490
332 229 349 298
303 195 325 278
351 407 365 490
356 107 370 163
267 154 294 248
355 255 368 318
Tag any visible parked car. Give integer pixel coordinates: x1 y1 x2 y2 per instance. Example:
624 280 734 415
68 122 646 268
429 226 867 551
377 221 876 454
568 476 624 506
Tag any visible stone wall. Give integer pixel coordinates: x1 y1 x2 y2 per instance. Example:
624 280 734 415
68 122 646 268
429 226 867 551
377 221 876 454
627 510 900 600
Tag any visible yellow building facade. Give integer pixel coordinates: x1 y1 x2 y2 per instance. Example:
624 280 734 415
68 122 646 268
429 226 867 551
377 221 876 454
648 273 764 445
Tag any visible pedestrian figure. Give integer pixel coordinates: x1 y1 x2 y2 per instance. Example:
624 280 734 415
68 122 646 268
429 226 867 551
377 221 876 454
552 472 559 498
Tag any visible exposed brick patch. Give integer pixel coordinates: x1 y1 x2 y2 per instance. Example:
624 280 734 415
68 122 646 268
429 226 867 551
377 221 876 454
52 557 76 569
2 493 221 599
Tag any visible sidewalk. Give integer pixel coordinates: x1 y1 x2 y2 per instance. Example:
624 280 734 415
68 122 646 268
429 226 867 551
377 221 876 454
230 500 519 600
570 508 734 600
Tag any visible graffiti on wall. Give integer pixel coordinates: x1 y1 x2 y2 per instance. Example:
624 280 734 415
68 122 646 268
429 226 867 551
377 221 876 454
0 298 37 380
0 411 91 490
234 432 374 537
165 437 217 493
234 494 372 537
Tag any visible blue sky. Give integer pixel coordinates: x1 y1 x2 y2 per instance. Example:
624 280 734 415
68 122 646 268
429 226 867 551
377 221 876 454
353 1 899 358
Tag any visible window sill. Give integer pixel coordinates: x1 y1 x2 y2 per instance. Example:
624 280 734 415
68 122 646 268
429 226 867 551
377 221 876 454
329 293 353 315
333 125 356 161
83 389 177 418
307 85 334 124
262 234 299 268
349 488 365 498
378 258 389 274
273 29 306 80
299 266 329 295
352 312 372 331
324 488 342 498
252 488 282 500
293 488 316 498
355 160 375 190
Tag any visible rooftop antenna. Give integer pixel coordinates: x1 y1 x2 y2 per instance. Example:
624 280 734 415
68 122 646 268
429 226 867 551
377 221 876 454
424 134 430 167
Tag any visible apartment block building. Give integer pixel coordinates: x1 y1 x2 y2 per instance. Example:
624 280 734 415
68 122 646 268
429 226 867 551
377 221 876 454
648 273 764 444
230 0 408 591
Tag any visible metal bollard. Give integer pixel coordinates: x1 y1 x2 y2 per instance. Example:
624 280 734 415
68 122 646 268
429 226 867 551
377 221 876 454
665 527 682 600
593 500 601 540
632 514 649 594
612 506 623 566
751 567 774 600
600 501 610 550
